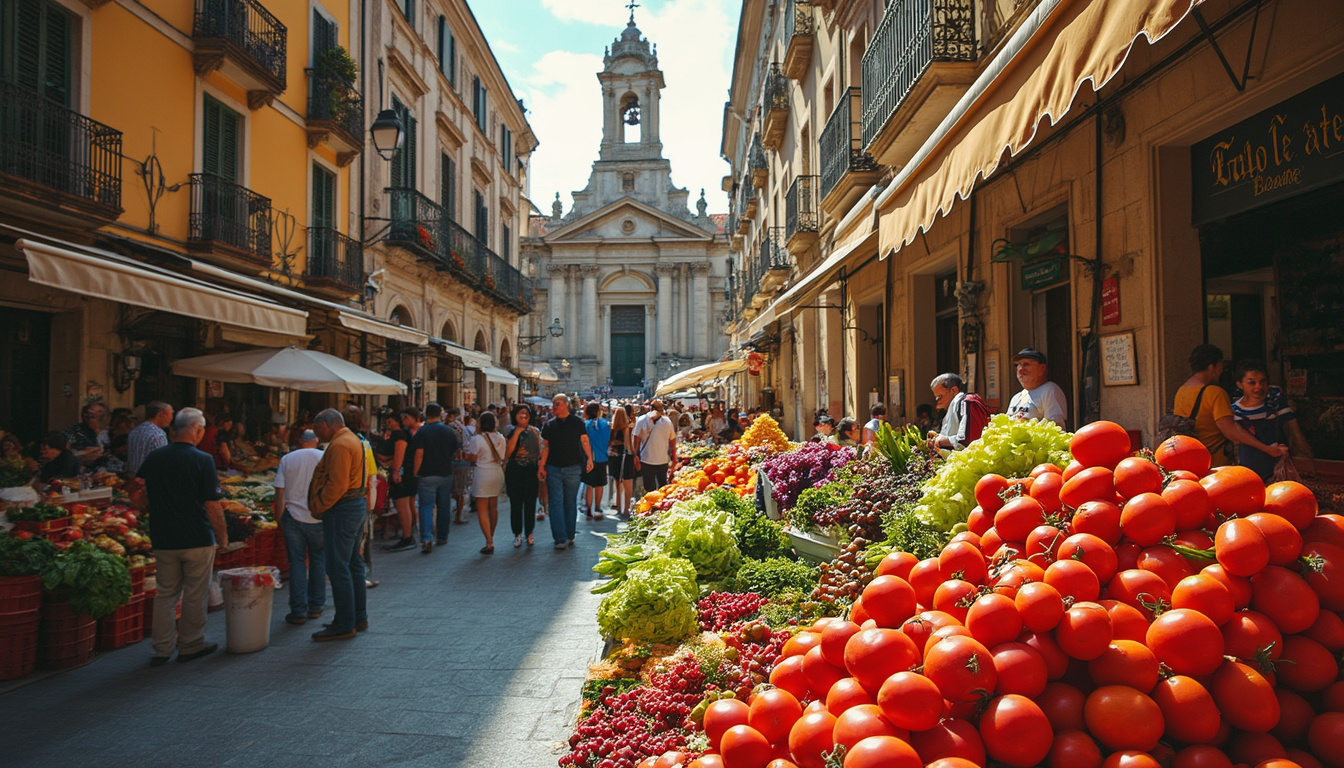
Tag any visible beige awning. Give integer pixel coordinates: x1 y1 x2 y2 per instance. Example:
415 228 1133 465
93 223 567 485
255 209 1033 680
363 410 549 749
877 0 1201 255
744 228 878 339
18 238 308 337
478 365 519 386
338 311 429 346
655 358 748 396
431 337 494 369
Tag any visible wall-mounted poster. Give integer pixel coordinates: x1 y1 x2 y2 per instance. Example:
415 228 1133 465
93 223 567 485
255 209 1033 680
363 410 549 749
1101 332 1139 386
985 350 1000 410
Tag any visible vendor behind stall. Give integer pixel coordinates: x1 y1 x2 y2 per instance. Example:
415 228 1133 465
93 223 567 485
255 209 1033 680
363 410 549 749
38 431 81 481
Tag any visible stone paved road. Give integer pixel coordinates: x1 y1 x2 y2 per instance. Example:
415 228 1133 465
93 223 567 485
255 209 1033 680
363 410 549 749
0 502 613 768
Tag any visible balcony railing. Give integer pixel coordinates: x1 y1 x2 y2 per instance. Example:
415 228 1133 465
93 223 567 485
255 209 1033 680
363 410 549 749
745 227 792 301
764 62 789 113
783 0 815 80
786 175 820 240
386 188 532 313
0 81 123 215
737 176 757 219
786 0 815 39
749 135 768 186
188 173 272 260
193 0 287 91
820 87 878 201
861 0 976 151
306 67 363 150
306 227 363 291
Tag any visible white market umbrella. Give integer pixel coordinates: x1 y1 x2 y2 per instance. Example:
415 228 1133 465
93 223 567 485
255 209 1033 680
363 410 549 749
171 346 408 395
524 395 552 406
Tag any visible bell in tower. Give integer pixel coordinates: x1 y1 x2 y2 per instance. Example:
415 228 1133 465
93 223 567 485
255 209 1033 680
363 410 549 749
598 13 664 161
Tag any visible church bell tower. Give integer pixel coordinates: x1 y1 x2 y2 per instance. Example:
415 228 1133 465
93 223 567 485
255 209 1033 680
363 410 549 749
598 11 665 162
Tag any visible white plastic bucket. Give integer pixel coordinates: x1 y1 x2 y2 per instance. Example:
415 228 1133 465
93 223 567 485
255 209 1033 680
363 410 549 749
218 567 280 654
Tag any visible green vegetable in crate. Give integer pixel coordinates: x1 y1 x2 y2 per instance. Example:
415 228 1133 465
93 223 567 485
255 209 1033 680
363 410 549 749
733 557 818 599
6 502 69 522
789 483 850 533
913 414 1071 531
697 487 790 561
0 531 57 577
39 540 132 619
596 555 699 643
646 504 741 581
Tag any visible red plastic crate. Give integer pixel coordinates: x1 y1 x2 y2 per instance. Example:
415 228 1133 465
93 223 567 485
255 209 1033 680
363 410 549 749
0 575 44 614
141 590 156 633
0 627 38 680
214 542 250 570
0 609 40 637
12 517 71 541
128 564 154 595
273 532 290 574
98 594 146 650
39 599 97 669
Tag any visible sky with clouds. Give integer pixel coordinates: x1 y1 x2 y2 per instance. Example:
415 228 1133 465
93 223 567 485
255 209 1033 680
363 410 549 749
471 0 736 216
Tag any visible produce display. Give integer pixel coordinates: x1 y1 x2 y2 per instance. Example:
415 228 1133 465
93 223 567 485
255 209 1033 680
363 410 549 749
563 414 1341 768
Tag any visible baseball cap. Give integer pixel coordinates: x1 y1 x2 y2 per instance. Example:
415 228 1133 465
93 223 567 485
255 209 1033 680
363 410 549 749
1012 348 1047 365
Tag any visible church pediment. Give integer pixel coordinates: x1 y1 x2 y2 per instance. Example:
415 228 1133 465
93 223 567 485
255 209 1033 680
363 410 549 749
543 198 711 244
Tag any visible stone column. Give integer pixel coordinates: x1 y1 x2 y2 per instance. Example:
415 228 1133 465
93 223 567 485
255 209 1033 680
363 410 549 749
655 264 673 357
692 261 710 361
547 264 567 359
678 263 691 358
582 264 599 361
647 80 660 144
601 304 612 383
644 303 656 389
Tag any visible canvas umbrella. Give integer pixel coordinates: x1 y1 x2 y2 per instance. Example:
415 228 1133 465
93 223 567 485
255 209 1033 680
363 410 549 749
170 346 408 395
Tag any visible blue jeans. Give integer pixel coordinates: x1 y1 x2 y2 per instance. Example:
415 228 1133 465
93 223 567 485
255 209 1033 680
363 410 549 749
416 475 454 544
280 511 325 616
546 464 583 544
321 497 368 633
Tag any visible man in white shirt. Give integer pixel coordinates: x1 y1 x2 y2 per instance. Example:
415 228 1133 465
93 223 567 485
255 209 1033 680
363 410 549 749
929 373 971 452
631 400 677 493
273 430 326 625
1007 349 1068 428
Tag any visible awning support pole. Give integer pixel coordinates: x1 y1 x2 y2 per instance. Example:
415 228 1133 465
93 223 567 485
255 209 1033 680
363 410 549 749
1191 0 1263 93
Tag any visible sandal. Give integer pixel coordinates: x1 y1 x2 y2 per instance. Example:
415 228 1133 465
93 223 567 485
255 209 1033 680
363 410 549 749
480 546 495 554
527 534 534 546
513 535 522 548
593 512 605 521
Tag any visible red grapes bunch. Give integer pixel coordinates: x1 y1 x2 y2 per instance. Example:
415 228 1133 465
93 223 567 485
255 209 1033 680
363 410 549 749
696 591 768 632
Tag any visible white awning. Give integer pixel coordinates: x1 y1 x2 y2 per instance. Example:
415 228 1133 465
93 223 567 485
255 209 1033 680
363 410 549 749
743 228 877 339
655 358 748 396
17 238 308 337
430 337 494 369
519 361 560 383
478 365 519 386
338 312 429 346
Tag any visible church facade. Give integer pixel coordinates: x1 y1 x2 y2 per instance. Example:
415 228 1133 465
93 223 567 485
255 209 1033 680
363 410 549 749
521 19 731 395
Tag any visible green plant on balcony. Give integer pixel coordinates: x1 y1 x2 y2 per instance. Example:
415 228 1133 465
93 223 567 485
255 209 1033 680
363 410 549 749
314 46 360 124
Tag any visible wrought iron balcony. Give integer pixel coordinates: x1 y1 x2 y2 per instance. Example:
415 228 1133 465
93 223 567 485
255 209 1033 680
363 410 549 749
820 86 879 204
306 227 363 292
762 62 790 150
783 0 815 80
737 177 758 220
861 0 976 152
306 67 363 160
386 188 532 313
749 135 769 188
193 0 287 107
188 173 273 263
745 227 792 305
786 175 820 252
0 81 123 223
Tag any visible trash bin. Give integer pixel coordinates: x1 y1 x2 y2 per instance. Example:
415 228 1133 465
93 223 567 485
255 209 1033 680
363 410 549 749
217 567 280 654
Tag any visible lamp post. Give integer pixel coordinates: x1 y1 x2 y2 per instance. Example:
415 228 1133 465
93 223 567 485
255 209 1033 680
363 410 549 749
370 108 404 161
518 317 564 349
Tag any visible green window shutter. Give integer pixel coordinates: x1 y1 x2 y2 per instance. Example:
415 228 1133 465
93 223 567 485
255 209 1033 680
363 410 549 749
405 113 417 189
42 1 68 106
312 163 335 229
390 98 416 190
448 30 456 89
312 10 335 62
202 97 221 177
440 152 455 221
203 95 240 182
13 0 44 94
8 0 70 107
436 16 445 70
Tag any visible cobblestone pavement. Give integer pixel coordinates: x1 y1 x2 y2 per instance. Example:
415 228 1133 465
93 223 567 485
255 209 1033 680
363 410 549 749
0 501 614 768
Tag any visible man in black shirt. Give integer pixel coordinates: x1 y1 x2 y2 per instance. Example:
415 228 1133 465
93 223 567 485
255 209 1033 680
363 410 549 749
130 407 229 666
539 394 594 550
412 402 461 554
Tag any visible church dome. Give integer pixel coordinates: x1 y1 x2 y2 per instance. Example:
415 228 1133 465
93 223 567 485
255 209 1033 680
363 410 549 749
620 22 643 42
606 20 656 69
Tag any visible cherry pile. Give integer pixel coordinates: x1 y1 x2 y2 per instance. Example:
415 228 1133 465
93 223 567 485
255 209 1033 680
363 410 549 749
811 535 874 608
697 591 768 632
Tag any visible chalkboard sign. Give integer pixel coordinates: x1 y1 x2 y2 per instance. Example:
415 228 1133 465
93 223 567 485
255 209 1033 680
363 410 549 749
1101 332 1138 386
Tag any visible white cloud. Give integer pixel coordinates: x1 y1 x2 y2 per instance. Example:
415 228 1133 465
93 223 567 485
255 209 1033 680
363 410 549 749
524 0 734 215
491 39 520 53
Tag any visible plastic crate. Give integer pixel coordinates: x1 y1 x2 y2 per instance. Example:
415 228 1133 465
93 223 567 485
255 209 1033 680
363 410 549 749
0 609 40 637
0 628 38 680
39 599 97 670
98 594 146 650
214 542 250 570
12 516 71 538
0 575 44 615
272 532 290 574
128 564 154 595
141 589 156 632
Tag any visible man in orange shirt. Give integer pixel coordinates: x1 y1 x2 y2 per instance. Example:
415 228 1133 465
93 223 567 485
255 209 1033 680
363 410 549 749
308 409 369 641
1172 344 1286 464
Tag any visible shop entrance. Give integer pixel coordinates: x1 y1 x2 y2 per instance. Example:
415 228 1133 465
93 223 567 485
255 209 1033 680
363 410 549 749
1008 214 1076 429
609 306 645 387
0 307 50 441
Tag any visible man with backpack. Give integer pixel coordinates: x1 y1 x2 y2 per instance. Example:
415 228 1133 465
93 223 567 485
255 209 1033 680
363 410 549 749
928 373 991 453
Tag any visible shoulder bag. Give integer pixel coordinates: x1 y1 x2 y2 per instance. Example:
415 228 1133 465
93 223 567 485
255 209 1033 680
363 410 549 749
1156 386 1209 443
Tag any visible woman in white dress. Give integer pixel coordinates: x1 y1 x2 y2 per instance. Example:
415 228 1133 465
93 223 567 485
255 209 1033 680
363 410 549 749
466 411 506 554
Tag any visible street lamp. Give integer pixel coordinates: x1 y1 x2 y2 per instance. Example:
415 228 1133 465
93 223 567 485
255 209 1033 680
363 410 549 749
518 317 564 349
370 108 405 161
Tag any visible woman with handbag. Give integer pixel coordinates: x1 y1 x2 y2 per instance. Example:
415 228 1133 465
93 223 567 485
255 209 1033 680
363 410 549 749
503 405 542 547
466 411 507 554
607 405 636 518
1231 360 1315 482
1169 344 1287 465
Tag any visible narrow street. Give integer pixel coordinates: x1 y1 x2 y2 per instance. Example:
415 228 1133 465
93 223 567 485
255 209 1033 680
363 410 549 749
0 504 611 768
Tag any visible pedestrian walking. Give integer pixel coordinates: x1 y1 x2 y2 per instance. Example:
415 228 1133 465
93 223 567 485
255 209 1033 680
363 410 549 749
382 407 421 552
341 405 381 590
539 394 594 550
307 409 370 641
125 401 172 478
273 430 325 625
607 406 635 517
130 407 228 665
412 403 460 553
503 404 541 548
582 402 610 521
447 407 473 524
631 399 677 493
466 412 507 554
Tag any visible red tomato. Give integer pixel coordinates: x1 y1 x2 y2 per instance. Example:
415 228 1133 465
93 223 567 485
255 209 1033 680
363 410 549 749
1084 685 1164 751
932 580 978 624
1209 659 1280 733
924 760 982 768
1171 745 1235 768
874 551 917 580
749 688 803 745
1171 573 1235 626
979 528 1007 558
1304 514 1344 549
1304 609 1344 652
1015 581 1065 632
786 710 837 768
1114 540 1143 572
876 671 943 732
1057 533 1119 584
1061 467 1116 510
782 631 822 658
687 757 725 768
951 533 982 549
1201 563 1253 609
1136 546 1196 590
1201 465 1267 518
979 694 1053 767
991 559 1045 596
818 620 862 668
1308 712 1344 768
1120 493 1176 546
1036 682 1087 732
1301 541 1344 611
1272 688 1318 745
1147 608 1225 676
1044 558 1101 602
704 699 752 750
1283 749 1327 768
1155 435 1212 476
1030 472 1065 513
1106 569 1172 620
1251 565 1321 634
1221 609 1284 663
910 719 985 766
939 541 989 586
765 761 800 768
1025 524 1066 565
841 735 920 768
1102 751 1164 768
967 505 994 536
1062 460 1085 481
923 635 997 704
859 576 917 629
965 593 1023 649
1073 500 1123 545
1071 421 1132 469
1277 635 1339 693
1215 518 1271 576
1153 675 1222 744
1055 602 1112 660
832 704 904 752
995 497 1047 545
1163 479 1215 531
989 641 1048 697
1033 462 1065 477
1098 599 1151 643
802 645 848 698
769 654 811 701
1019 630 1070 680
1247 512 1304 565
842 628 920 697
975 474 1010 515
850 598 870 627
824 678 873 717
1114 456 1165 499
1226 731 1287 766
1087 640 1159 692
1047 730 1103 768
907 558 943 607
1263 480 1319 531
720 724 773 768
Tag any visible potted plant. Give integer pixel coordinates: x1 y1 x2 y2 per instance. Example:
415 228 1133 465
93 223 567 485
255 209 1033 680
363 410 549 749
313 46 360 129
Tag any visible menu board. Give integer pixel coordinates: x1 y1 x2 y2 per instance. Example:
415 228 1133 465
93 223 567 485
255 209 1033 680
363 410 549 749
1101 332 1138 386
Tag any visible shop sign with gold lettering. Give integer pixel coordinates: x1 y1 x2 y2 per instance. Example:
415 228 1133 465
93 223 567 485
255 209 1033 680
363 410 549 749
1192 72 1344 225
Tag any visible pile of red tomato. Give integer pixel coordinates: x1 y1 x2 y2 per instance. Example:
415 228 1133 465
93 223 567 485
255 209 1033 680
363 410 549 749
637 421 1344 768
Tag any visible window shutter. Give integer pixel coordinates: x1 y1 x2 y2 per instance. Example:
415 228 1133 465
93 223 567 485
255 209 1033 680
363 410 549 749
312 10 335 63
402 0 414 29
390 98 416 190
448 31 456 89
13 0 43 94
42 2 69 106
405 113 417 189
202 97 221 177
440 152 456 222
219 106 239 183
436 16 445 71
313 163 335 230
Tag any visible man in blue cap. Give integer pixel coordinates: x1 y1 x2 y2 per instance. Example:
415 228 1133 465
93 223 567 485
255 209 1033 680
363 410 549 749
1007 348 1068 428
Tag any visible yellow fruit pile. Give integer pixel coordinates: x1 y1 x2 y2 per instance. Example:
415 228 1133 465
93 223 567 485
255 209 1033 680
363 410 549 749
738 414 791 452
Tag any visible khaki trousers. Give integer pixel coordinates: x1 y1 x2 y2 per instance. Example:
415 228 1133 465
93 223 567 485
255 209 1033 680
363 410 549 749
151 546 216 657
